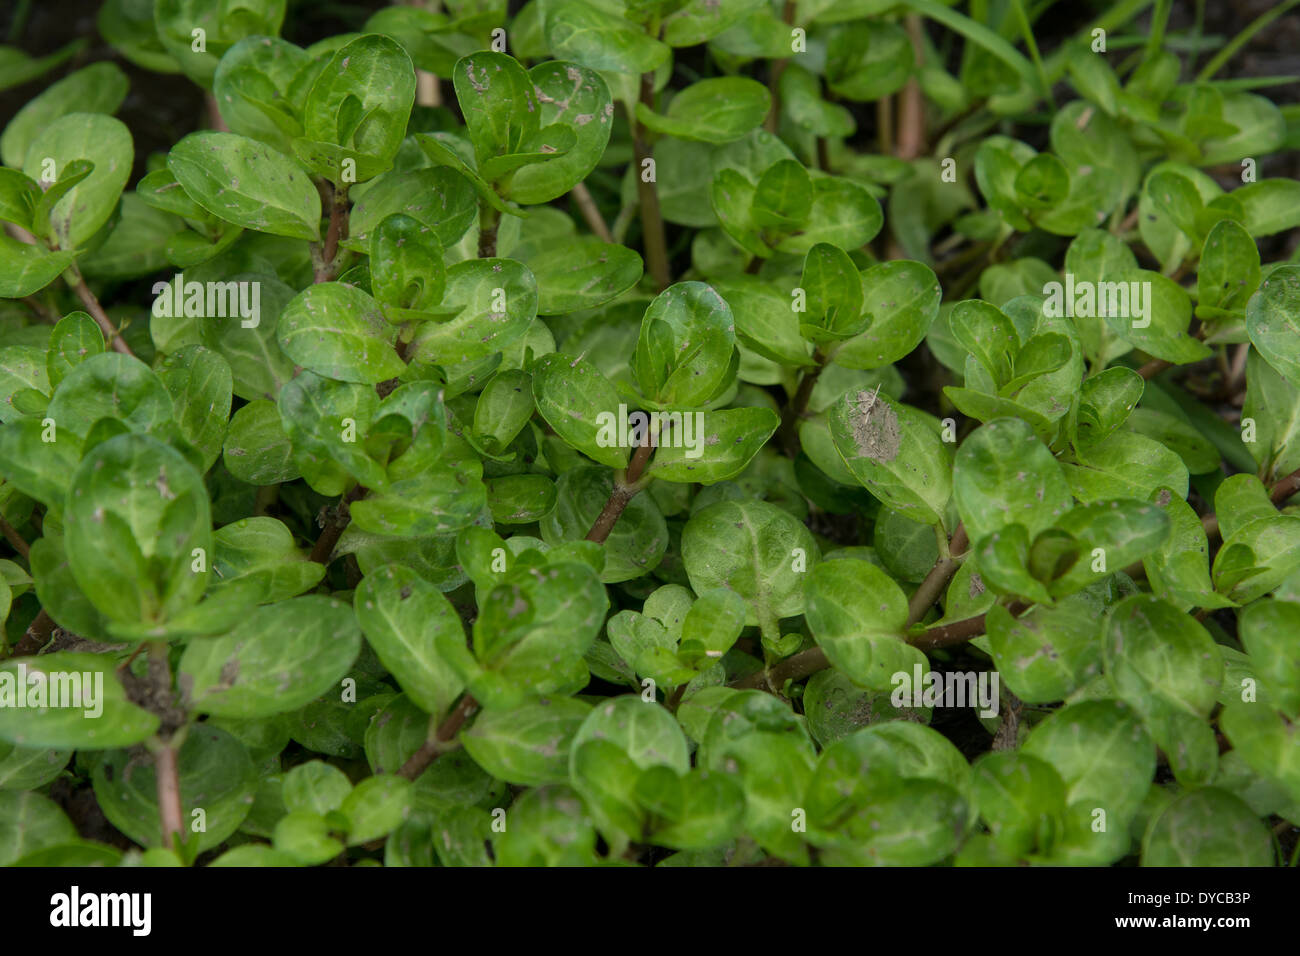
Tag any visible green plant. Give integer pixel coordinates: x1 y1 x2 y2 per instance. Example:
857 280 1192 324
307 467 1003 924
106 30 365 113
0 0 1298 868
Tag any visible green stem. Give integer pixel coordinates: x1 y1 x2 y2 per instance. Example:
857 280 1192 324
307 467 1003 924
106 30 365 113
1144 0 1172 63
1009 0 1054 106
397 694 478 780
777 353 824 457
478 202 501 258
632 75 670 291
1042 0 1154 83
1196 0 1300 82
148 643 184 853
765 0 797 133
68 265 134 357
585 440 655 544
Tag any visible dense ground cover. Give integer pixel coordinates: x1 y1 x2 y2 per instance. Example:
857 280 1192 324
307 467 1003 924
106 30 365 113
0 0 1298 867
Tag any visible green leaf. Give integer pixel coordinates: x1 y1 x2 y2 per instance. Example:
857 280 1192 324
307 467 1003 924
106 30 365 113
951 300 1019 387
487 474 557 524
474 369 534 455
456 558 608 706
1048 498 1170 597
1221 697 1300 805
825 20 913 101
1197 219 1261 318
299 35 415 182
677 587 748 668
462 697 592 786
681 499 817 628
575 697 691 775
1077 366 1143 448
1243 348 1300 481
1125 407 1218 475
1141 788 1273 866
974 523 1053 605
168 131 320 241
1246 264 1300 389
0 741 71 791
1111 270 1212 366
1104 595 1222 785
636 77 770 144
751 158 813 232
210 517 323 605
971 751 1066 857
805 558 925 691
1023 699 1155 825
47 351 173 438
663 0 766 46
346 167 477 252
193 271 296 402
0 39 87 92
633 281 736 408
1142 489 1229 612
211 36 310 153
63 432 210 633
531 352 628 468
273 811 343 864
834 260 942 370
223 400 299 485
954 418 1071 543
46 311 104 390
805 722 967 865
349 452 486 539
1051 102 1139 208
1214 512 1300 605
1237 599 1300 718
159 345 233 472
154 0 286 86
646 405 779 484
0 653 159 749
1014 153 1069 210
798 242 864 342
276 282 404 385
370 213 446 318
341 775 412 844
30 160 94 242
802 669 928 747
1235 178 1300 238
94 725 256 853
1 62 128 169
0 792 76 866
511 236 642 314
0 236 75 298
408 258 539 367
985 591 1105 702
23 114 132 250
1063 430 1189 504
636 765 745 849
508 61 613 204
712 277 811 367
779 62 856 137
179 595 362 718
414 131 515 216
1146 169 1202 243
775 177 883 255
283 760 353 816
354 564 466 718
545 0 671 75
454 52 542 165
830 388 953 526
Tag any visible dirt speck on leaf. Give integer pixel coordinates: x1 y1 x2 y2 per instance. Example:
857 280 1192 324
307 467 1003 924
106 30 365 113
849 390 900 463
